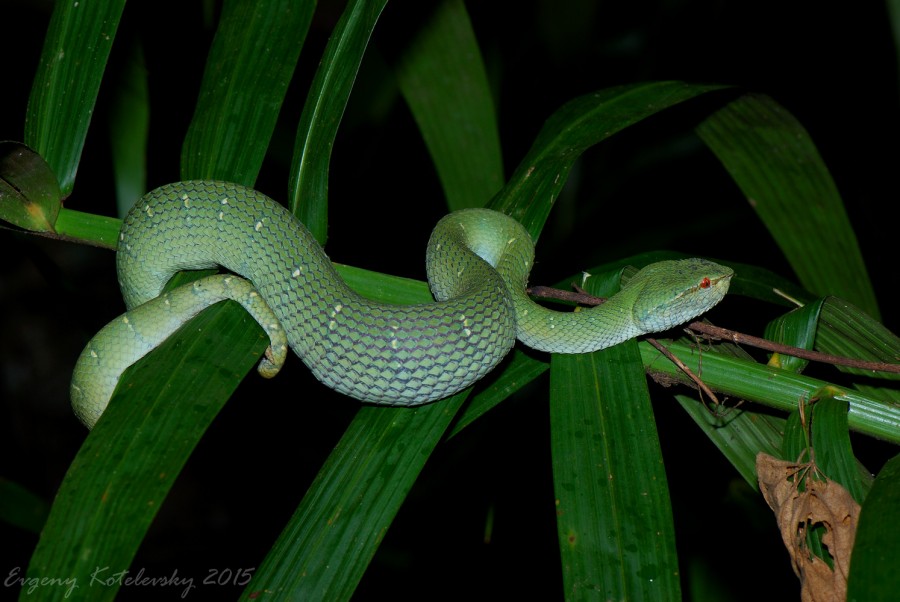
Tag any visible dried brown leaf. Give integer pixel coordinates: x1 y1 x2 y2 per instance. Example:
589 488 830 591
756 453 860 602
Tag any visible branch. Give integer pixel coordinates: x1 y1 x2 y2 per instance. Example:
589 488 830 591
527 285 900 375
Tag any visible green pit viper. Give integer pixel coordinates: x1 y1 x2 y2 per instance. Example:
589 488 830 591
71 180 733 429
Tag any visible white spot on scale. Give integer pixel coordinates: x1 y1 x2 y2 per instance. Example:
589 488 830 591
507 238 516 245
292 268 302 277
464 328 472 337
334 304 343 313
328 320 337 330
218 211 225 220
255 221 264 232
249 292 258 298
221 198 229 205
90 350 98 358
391 339 399 350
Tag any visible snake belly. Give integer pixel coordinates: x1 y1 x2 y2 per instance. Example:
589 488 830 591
71 180 733 428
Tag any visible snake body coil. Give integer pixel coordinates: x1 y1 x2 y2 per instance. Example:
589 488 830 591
71 181 732 428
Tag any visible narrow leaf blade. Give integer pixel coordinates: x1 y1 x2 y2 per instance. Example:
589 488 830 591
550 270 680 601
181 0 315 184
396 0 504 210
24 303 266 602
696 94 879 318
848 452 900 601
24 0 126 195
490 81 728 237
288 0 389 243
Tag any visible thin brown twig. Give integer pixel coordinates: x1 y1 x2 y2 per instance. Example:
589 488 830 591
645 338 721 405
527 285 900 375
687 322 900 374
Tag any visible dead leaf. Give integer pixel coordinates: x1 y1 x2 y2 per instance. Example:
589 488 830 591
756 453 860 602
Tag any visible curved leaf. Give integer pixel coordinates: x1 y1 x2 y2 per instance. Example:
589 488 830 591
489 81 729 237
24 0 126 195
848 452 900 601
108 40 149 216
243 395 468 600
395 0 504 210
0 141 60 232
23 302 267 602
181 0 315 184
288 0 389 243
696 94 879 319
550 267 680 601
639 341 900 444
764 298 825 373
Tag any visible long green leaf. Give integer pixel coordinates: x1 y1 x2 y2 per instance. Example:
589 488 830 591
24 0 126 195
23 302 267 602
639 341 900 444
181 0 314 184
242 396 468 600
489 81 728 237
810 396 871 503
107 39 149 216
847 452 900 602
552 348 680 600
674 396 785 491
696 94 879 318
550 268 680 601
395 0 503 210
815 297 900 384
288 0 389 243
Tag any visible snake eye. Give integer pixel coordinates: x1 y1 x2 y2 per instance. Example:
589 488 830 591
699 277 711 289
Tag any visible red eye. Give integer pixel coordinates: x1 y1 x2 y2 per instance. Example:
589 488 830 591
699 277 711 289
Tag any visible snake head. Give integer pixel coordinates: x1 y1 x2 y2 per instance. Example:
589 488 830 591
629 258 734 334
